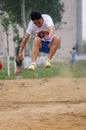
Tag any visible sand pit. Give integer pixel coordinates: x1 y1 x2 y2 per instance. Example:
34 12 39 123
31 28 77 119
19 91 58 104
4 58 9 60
0 77 86 130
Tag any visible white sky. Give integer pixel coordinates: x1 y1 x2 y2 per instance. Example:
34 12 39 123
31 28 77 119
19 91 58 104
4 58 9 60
82 0 86 40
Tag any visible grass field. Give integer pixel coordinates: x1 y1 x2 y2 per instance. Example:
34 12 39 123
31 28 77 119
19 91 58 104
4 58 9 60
0 59 86 79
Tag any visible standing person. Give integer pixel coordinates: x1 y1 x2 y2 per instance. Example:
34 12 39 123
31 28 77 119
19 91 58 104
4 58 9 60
15 39 23 79
18 11 60 71
70 47 76 69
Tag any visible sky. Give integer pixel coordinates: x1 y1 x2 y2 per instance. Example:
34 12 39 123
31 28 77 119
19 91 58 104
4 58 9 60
82 0 86 40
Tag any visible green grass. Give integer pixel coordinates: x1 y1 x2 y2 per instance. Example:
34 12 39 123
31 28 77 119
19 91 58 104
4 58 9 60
0 60 86 79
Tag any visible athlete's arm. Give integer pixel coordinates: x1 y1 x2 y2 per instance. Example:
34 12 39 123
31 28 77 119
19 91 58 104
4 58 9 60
18 33 30 60
44 25 54 40
48 25 54 38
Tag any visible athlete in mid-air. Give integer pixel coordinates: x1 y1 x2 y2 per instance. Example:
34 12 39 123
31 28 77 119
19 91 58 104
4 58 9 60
18 11 60 71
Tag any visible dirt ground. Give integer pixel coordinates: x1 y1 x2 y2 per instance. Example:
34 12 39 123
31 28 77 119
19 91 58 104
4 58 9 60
0 77 86 130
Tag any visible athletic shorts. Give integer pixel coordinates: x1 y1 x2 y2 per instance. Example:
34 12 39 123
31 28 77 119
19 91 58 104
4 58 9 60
16 59 22 67
39 40 50 53
71 58 76 62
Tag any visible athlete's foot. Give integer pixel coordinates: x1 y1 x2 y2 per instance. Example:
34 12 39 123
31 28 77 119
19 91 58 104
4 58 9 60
28 63 36 71
44 60 52 68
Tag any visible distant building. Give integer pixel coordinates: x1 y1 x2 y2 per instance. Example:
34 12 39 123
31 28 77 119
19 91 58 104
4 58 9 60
0 0 82 58
55 0 82 59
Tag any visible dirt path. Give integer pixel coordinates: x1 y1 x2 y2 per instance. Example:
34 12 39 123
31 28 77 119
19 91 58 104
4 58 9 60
0 77 86 130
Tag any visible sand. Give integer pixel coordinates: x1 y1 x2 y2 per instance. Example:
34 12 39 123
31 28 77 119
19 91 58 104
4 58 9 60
0 77 86 130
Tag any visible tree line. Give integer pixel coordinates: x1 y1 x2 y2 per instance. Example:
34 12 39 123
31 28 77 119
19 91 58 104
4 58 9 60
0 0 64 55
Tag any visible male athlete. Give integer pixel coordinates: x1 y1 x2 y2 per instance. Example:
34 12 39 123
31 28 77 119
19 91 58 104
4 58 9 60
18 11 60 71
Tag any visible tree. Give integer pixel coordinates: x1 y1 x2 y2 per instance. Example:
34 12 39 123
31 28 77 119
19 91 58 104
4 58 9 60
1 16 10 56
1 16 10 76
0 0 64 27
0 0 64 56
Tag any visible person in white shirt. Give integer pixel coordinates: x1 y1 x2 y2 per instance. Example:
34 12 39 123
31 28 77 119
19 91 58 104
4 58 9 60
18 11 60 71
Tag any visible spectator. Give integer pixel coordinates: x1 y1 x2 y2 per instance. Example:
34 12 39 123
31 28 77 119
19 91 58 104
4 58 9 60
70 47 76 69
15 39 23 79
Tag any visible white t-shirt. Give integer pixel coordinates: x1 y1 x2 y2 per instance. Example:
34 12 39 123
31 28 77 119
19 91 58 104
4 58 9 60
26 14 55 40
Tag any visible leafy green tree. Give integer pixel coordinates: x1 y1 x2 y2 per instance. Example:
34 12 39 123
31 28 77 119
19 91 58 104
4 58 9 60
0 0 64 27
1 16 11 76
0 0 64 56
25 0 64 23
1 17 10 55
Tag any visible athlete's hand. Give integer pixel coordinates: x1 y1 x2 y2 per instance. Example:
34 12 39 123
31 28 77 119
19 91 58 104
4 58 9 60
44 33 51 40
18 52 23 61
44 26 54 40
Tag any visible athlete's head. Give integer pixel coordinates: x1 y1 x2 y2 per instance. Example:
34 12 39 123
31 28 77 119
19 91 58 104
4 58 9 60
30 11 43 27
